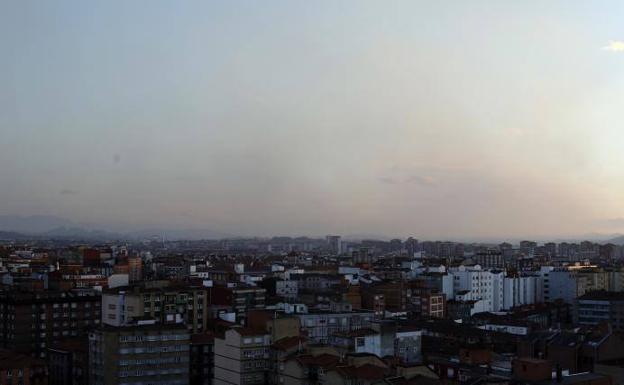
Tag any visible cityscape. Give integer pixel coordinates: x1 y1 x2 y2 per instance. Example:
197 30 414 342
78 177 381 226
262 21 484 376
2 1 624 385
1 234 624 384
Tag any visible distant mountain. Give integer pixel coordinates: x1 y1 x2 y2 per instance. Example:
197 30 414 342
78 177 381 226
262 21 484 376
41 227 126 241
0 215 124 241
128 228 229 241
0 215 76 234
0 230 29 240
606 235 624 245
0 215 229 241
343 234 393 242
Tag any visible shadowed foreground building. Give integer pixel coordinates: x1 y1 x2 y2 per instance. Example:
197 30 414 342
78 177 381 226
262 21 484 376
576 291 624 331
190 332 215 385
89 320 190 385
47 339 89 385
213 327 271 385
0 349 47 385
0 289 101 358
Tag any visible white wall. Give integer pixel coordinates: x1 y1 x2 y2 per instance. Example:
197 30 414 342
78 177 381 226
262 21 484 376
450 265 505 312
503 276 542 310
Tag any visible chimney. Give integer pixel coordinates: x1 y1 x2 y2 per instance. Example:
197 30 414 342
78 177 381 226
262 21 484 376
556 364 562 383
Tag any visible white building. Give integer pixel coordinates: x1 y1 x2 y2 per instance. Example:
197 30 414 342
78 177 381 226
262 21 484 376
449 265 505 312
502 275 542 310
479 323 529 336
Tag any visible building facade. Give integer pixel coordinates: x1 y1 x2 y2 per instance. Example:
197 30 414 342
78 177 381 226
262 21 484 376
0 289 101 358
576 291 624 331
101 284 208 333
89 321 190 385
213 328 271 385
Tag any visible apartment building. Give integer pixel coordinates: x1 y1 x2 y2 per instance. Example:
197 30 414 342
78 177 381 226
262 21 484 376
450 265 505 312
88 321 190 385
502 275 542 310
209 285 266 324
296 309 374 344
213 327 271 385
47 339 89 385
101 283 208 333
576 291 624 331
474 251 505 269
190 332 215 385
0 289 101 357
411 292 446 319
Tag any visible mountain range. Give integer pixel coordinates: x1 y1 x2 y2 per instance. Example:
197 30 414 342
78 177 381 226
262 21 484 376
1 215 624 244
0 215 228 241
606 235 624 245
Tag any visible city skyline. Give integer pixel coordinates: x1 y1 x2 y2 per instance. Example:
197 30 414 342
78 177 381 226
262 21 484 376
2 3 624 383
2 1 624 239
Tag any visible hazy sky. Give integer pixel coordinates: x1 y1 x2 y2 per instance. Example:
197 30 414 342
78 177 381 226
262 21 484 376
2 1 624 239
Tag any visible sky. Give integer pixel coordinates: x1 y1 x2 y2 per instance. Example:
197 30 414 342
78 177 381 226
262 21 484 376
1 0 624 239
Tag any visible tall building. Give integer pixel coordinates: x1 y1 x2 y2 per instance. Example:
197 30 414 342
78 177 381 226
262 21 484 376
404 237 419 257
474 251 504 269
208 285 266 324
127 256 143 282
519 240 537 256
502 275 542 310
326 235 342 255
389 239 402 253
544 242 557 257
546 269 581 303
89 321 190 385
450 265 505 312
47 339 89 385
353 247 373 265
0 289 101 358
190 333 214 385
213 327 271 385
101 283 208 333
558 242 571 259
